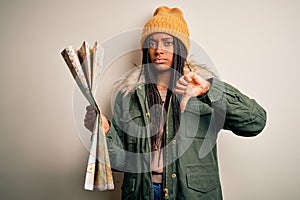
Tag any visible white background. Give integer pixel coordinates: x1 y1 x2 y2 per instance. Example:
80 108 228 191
0 0 299 199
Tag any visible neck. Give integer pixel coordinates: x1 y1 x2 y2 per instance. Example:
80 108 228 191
155 70 171 91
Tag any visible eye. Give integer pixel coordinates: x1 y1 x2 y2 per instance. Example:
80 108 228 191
164 41 174 46
149 40 157 48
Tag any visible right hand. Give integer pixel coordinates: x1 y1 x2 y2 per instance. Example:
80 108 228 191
84 105 97 132
84 105 110 134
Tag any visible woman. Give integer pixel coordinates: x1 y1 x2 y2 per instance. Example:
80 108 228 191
84 6 266 200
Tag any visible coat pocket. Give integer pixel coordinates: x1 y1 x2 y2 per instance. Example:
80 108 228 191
121 178 136 195
186 163 219 193
186 173 218 193
121 173 137 199
120 109 148 140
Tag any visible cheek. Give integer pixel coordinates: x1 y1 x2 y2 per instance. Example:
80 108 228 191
167 52 174 62
148 50 155 60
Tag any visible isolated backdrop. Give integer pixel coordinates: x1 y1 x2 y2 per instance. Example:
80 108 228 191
0 0 299 199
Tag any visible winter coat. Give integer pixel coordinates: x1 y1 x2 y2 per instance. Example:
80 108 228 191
105 63 267 200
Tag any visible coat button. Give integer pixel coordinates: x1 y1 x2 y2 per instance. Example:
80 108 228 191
172 139 176 144
146 112 150 118
138 85 142 90
171 173 176 178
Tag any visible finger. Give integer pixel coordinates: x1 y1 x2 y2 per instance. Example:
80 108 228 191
174 88 185 94
84 118 93 124
84 122 94 132
190 73 206 86
85 114 97 122
87 109 97 115
84 121 92 129
86 114 97 120
84 120 91 126
178 77 189 86
85 114 96 121
183 74 192 83
175 83 187 90
86 105 95 111
180 95 191 112
85 121 95 127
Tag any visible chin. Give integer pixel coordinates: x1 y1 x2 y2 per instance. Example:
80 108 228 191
153 64 172 72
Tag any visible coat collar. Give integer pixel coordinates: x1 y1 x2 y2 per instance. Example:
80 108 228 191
113 62 218 96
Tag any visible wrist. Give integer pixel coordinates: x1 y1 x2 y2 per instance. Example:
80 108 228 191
197 80 211 97
104 120 111 135
204 80 211 94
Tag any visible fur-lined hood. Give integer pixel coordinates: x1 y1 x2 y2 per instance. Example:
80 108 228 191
113 62 218 96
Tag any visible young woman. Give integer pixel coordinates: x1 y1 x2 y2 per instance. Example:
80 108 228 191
84 6 266 200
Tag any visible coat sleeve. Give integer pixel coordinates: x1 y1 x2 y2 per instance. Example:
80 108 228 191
105 93 126 170
200 78 267 137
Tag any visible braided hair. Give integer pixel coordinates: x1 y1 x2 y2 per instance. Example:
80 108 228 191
142 35 187 150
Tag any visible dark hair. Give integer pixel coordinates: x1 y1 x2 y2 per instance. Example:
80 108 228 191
142 35 187 150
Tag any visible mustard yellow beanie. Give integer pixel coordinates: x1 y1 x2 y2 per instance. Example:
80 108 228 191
141 6 190 51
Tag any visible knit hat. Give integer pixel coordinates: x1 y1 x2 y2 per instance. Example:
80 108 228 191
141 6 190 52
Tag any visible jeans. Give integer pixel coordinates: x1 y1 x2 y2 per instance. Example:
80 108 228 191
153 183 163 200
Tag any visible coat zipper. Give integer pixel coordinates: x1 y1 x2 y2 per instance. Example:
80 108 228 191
163 96 172 199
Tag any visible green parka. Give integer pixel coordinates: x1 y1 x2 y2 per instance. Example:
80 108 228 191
105 64 267 200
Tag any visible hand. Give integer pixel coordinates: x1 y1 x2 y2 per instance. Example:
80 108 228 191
174 72 210 111
84 105 97 132
84 105 110 134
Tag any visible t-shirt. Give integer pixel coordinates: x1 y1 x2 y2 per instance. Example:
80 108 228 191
151 90 167 183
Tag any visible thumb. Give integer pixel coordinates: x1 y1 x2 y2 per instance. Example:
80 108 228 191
180 95 191 112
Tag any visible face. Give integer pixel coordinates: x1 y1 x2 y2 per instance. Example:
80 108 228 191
147 33 174 72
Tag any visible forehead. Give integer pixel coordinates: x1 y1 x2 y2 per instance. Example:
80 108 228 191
149 33 173 40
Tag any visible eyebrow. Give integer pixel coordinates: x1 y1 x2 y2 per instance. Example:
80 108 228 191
149 37 174 41
162 37 173 41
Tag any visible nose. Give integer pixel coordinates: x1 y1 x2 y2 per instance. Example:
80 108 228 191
155 42 164 55
155 48 164 56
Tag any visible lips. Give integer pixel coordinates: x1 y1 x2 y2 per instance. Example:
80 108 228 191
154 58 166 64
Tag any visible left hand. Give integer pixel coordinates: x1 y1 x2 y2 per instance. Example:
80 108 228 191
174 72 210 111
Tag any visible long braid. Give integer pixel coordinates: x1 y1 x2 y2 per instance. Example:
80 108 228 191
168 38 187 133
142 45 163 141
